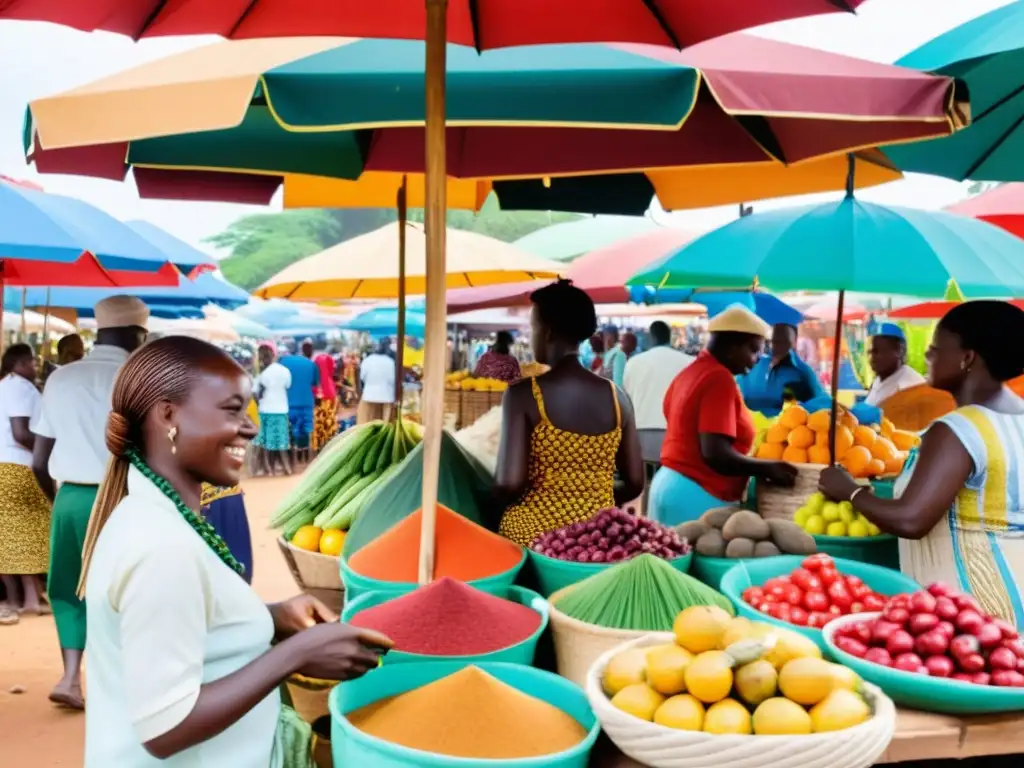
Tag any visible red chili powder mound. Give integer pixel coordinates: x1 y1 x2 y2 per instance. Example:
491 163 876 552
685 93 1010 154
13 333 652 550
350 577 542 655
347 505 523 583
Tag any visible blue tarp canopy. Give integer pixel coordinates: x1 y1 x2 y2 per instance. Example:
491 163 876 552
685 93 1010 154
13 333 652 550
629 286 803 327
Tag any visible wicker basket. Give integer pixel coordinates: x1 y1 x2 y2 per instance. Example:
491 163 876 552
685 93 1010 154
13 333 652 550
444 389 462 430
547 585 654 688
276 537 344 615
756 464 822 522
460 390 495 428
285 673 335 725
586 634 897 768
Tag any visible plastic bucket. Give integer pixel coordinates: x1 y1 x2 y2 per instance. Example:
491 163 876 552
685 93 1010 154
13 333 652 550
340 549 527 602
691 554 753 590
342 585 549 666
527 550 692 598
330 660 600 768
719 555 920 651
812 534 899 570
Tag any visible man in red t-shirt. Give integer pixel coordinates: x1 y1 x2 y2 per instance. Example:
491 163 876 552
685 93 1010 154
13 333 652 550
650 306 798 525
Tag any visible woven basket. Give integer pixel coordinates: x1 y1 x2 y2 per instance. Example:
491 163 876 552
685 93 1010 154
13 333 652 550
443 389 462 430
285 673 335 725
460 390 494 428
756 464 822 522
276 537 344 615
547 585 654 688
587 634 896 768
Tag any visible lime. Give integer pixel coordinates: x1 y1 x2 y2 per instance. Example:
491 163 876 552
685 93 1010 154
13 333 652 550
825 521 847 537
806 492 826 514
866 522 882 536
793 506 812 527
804 515 826 535
838 506 856 524
821 502 841 522
847 520 869 538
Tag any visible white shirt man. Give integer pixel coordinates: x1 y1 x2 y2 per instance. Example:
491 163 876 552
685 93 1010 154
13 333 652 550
0 370 41 466
623 322 694 430
255 361 292 415
864 323 926 407
360 351 396 405
866 364 926 406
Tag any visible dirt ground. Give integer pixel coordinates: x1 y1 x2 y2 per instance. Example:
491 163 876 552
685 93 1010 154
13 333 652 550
0 474 302 766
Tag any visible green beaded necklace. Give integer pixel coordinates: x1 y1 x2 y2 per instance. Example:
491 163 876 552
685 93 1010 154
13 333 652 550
126 448 246 577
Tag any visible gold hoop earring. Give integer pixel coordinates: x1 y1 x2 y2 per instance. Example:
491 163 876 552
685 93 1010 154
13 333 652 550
168 426 178 454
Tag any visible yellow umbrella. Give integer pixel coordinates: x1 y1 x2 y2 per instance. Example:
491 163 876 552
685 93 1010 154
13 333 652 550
255 220 563 301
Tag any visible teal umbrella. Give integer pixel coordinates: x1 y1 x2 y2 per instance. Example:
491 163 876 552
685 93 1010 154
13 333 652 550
627 180 1024 457
513 216 662 262
885 1 1024 181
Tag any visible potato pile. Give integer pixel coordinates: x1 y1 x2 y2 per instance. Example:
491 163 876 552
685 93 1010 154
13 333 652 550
678 508 816 559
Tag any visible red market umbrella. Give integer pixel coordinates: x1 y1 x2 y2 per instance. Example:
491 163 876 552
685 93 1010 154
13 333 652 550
946 184 1024 240
0 1 867 48
447 228 701 312
888 299 1024 319
804 298 870 322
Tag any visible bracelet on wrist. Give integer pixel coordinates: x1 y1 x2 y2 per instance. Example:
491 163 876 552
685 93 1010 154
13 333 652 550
849 486 867 504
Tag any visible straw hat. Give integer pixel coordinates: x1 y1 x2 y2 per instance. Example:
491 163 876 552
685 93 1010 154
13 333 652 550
707 304 771 337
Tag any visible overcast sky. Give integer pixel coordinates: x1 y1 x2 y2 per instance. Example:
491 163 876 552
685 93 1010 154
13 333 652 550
0 0 1014 255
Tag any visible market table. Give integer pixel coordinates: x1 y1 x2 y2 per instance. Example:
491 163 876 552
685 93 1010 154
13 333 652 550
587 709 1024 766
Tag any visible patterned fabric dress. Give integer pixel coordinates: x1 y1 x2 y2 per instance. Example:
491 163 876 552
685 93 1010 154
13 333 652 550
499 378 622 546
474 351 521 383
895 404 1024 626
0 463 52 573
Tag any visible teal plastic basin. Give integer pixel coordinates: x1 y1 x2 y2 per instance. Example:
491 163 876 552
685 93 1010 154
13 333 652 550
719 555 920 651
340 549 527 602
812 534 899 570
342 585 549 666
527 550 692 597
692 555 754 590
330 660 600 768
824 613 1024 714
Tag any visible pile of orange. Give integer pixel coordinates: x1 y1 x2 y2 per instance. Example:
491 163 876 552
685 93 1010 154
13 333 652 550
755 405 919 478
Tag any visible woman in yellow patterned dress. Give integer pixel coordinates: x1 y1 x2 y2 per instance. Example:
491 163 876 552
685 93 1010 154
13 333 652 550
496 280 644 547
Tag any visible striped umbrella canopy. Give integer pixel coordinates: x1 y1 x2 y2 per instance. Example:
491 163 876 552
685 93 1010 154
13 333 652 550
885 1 1024 182
0 2 867 51
24 36 966 213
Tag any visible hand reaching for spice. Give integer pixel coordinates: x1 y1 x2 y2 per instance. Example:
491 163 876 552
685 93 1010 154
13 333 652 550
269 594 338 640
294 622 394 681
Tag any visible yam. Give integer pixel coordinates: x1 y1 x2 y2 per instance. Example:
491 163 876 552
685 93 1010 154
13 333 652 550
701 506 739 530
695 529 726 558
675 520 709 545
753 541 782 558
767 519 817 555
725 537 756 559
721 510 770 542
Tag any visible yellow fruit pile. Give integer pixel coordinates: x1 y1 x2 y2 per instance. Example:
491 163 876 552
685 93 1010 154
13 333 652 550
754 405 918 478
450 376 509 392
290 524 347 557
794 492 881 538
604 609 871 736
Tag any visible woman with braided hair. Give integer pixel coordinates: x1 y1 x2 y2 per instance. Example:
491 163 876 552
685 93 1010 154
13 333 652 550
79 336 391 767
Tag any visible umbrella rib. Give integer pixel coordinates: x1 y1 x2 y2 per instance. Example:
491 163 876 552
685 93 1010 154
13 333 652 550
826 0 859 12
134 0 169 40
972 82 1024 125
639 0 682 50
226 0 261 40
468 0 483 53
962 110 1024 180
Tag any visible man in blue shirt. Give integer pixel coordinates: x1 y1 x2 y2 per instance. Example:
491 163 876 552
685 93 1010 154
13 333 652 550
278 340 320 462
738 323 826 417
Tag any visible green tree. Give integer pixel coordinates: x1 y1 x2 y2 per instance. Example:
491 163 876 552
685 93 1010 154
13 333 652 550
209 202 579 290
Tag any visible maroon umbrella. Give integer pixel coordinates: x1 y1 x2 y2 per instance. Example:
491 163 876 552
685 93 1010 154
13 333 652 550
447 228 701 312
946 184 1024 240
0 1 866 48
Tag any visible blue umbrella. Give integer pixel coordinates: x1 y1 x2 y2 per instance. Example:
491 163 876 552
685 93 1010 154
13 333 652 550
124 219 217 273
0 182 171 271
267 313 340 337
343 307 427 337
629 285 803 327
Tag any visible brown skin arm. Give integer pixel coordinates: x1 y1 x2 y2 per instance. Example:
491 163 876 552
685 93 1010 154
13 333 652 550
10 416 33 452
31 436 56 502
818 423 972 539
494 381 532 505
612 388 645 506
700 434 798 486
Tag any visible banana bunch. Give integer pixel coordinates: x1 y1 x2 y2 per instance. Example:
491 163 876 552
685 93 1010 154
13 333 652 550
271 415 423 540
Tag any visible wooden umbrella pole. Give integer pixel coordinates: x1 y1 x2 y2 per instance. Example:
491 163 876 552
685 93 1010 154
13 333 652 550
41 287 51 361
395 177 408 409
418 0 448 586
828 289 846 464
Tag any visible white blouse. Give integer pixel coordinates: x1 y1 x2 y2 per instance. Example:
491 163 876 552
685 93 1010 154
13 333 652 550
84 466 280 767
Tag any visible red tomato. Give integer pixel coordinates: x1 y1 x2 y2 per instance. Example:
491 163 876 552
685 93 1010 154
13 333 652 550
863 594 886 612
767 602 792 622
848 581 871 601
807 612 831 628
844 575 864 589
850 602 865 614
802 554 834 571
803 590 829 612
828 581 853 611
767 585 788 601
789 607 809 626
828 604 843 617
782 583 804 606
742 587 765 605
763 577 790 592
790 568 823 592
818 566 840 587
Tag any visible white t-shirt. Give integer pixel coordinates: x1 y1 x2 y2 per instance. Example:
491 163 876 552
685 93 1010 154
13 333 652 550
85 466 280 768
361 353 396 405
623 345 695 430
32 345 128 485
865 364 927 407
256 362 292 415
0 374 41 466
